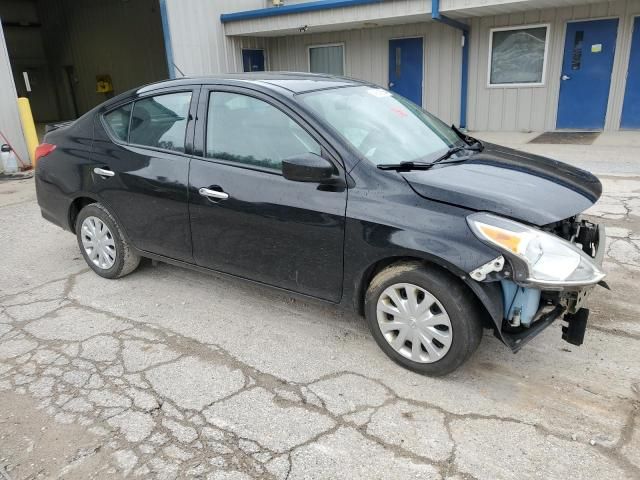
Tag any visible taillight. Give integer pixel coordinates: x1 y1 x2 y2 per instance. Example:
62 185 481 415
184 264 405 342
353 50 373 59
34 143 56 163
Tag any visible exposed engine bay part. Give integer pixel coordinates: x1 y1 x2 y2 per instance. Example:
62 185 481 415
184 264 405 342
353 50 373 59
470 216 606 351
469 255 504 281
542 216 601 257
500 280 541 328
562 308 589 346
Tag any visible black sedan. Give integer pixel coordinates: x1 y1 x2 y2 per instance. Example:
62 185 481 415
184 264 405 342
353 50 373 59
35 73 606 375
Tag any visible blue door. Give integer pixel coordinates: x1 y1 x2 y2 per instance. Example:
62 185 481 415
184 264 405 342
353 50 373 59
621 17 640 129
242 49 265 72
388 37 423 106
557 19 618 130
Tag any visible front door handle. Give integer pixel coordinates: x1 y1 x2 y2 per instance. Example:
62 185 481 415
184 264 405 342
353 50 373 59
561 74 571 81
93 167 115 177
199 187 229 200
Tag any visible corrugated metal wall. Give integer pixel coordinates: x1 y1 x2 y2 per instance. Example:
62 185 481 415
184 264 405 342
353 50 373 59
223 0 429 37
266 22 464 125
37 0 169 117
164 0 640 131
467 0 640 131
165 0 266 76
0 22 28 163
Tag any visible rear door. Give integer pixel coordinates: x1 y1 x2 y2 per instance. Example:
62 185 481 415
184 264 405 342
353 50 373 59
188 87 347 302
91 87 199 262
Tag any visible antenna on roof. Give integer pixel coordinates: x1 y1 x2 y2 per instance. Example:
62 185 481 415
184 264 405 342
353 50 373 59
173 63 186 77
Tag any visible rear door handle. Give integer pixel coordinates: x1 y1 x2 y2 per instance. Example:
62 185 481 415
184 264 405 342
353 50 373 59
199 187 229 200
93 167 115 177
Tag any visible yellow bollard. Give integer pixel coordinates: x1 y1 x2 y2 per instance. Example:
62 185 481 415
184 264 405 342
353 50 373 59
17 97 38 167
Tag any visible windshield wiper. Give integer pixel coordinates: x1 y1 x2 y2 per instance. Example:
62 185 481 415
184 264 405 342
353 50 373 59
377 144 483 171
377 161 434 171
452 124 484 151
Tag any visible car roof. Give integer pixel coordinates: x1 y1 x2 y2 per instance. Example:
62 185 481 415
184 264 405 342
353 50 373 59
136 72 367 95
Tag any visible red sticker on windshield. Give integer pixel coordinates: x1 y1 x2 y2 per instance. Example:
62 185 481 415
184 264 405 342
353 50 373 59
391 107 408 117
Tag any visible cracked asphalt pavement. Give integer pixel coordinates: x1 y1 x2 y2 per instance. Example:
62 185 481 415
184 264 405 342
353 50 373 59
1 173 639 480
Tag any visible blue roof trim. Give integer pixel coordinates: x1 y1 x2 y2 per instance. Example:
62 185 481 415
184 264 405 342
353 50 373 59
221 0 385 23
431 0 469 32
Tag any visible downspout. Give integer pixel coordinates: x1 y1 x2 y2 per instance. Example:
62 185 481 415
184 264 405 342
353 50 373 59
431 0 469 129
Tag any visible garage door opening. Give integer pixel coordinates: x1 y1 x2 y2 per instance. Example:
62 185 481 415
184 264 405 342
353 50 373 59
0 0 169 130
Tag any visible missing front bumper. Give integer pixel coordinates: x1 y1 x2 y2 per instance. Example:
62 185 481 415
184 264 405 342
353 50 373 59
498 221 606 352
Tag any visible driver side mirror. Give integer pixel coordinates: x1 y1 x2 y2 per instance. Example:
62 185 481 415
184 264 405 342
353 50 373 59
282 153 334 183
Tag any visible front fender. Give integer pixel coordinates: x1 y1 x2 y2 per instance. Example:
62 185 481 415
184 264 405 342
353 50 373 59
462 278 504 338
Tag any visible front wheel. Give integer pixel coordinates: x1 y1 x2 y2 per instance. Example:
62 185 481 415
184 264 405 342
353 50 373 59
75 203 140 279
364 262 483 376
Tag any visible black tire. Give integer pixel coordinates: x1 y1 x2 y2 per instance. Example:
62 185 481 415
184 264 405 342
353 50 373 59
75 203 140 279
364 261 483 376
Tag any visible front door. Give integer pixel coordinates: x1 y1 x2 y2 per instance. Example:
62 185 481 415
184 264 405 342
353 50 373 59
189 88 346 302
621 17 640 129
242 49 265 72
557 19 618 130
388 37 423 106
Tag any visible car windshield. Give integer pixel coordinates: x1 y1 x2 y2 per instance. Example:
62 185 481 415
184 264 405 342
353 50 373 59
298 86 463 165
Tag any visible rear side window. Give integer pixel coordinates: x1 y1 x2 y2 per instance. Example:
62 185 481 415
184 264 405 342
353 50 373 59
206 91 320 171
104 104 132 142
129 92 192 153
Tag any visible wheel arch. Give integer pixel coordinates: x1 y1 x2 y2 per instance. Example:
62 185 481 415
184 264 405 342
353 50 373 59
68 194 100 233
355 256 503 333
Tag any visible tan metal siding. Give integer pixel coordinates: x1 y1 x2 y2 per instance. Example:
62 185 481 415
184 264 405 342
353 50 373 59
165 0 267 75
267 21 463 125
0 21 28 163
467 0 640 131
224 0 430 37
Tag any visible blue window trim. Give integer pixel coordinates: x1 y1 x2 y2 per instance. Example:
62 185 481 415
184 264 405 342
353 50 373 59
221 0 384 23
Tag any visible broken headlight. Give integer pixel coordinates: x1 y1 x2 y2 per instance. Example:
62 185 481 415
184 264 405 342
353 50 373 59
467 213 605 288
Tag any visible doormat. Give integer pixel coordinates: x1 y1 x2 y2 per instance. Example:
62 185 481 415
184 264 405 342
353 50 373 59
529 131 601 145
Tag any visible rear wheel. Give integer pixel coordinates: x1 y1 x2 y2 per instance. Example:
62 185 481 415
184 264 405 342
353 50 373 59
75 203 140 279
365 261 483 376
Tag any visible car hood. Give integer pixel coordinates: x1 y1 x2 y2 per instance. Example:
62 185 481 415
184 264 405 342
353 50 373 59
401 143 602 226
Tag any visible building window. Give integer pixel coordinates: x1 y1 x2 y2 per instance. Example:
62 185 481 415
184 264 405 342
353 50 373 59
308 44 344 76
489 25 549 86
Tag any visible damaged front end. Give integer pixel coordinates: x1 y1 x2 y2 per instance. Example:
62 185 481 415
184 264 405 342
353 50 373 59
467 214 606 352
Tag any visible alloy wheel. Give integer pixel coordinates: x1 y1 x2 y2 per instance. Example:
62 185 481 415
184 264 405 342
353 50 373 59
376 282 453 363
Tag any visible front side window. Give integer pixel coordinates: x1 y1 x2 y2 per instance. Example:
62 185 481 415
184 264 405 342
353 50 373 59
489 25 548 85
206 92 321 172
104 103 132 142
299 86 462 166
129 92 192 152
309 44 344 76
